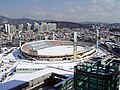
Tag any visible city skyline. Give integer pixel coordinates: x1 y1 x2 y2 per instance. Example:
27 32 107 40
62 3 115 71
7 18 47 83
0 0 120 23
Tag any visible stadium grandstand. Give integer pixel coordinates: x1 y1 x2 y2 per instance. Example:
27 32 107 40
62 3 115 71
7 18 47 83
21 40 96 61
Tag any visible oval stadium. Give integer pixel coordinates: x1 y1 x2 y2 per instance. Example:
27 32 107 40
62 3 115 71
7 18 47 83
21 40 96 61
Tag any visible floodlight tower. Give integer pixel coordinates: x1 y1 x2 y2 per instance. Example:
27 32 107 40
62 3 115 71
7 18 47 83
53 32 55 40
96 28 99 49
74 32 77 61
18 31 22 47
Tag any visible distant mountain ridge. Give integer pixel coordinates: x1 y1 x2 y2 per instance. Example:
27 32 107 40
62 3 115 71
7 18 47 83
0 15 120 29
0 15 9 20
79 21 109 24
0 15 84 28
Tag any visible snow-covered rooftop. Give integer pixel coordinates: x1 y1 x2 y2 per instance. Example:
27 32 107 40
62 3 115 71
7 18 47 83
0 67 73 90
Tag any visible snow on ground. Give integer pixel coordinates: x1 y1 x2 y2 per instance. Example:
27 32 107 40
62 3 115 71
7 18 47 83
0 48 25 61
95 48 107 57
0 46 109 85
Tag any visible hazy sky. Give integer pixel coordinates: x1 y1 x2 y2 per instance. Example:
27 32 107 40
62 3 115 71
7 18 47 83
0 0 120 22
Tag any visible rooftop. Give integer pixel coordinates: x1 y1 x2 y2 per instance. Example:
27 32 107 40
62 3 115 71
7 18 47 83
0 67 73 90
